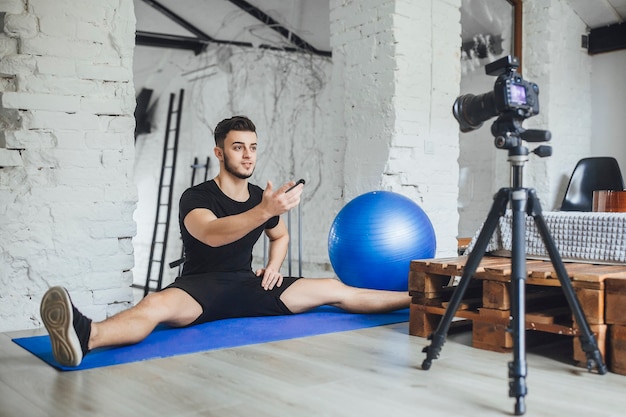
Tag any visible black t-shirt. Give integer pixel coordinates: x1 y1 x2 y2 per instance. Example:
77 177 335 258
178 180 280 276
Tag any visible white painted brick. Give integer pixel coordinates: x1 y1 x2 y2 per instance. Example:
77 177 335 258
1 197 53 225
359 19 393 38
53 149 103 168
50 202 135 223
93 45 125 66
76 63 131 81
344 9 376 30
0 106 22 130
2 129 56 149
17 74 99 96
28 0 106 23
104 183 138 203
331 26 364 46
0 0 24 14
38 15 77 38
21 37 102 60
106 301 132 317
21 110 101 130
76 22 109 43
0 108 21 130
93 287 133 304
3 13 38 38
53 167 124 186
20 148 57 168
102 148 133 170
0 148 22 166
100 115 135 133
0 54 36 76
54 131 86 149
84 131 124 150
34 56 76 77
29 185 104 203
1 91 80 112
90 252 135 272
121 270 134 289
119 237 134 255
0 34 18 55
81 97 127 115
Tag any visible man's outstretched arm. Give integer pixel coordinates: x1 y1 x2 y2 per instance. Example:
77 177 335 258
184 180 302 247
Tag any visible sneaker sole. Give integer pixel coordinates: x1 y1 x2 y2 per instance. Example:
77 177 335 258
40 286 83 367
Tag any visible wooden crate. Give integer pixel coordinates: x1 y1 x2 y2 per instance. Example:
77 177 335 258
611 325 626 376
606 279 626 325
409 256 626 364
572 324 607 366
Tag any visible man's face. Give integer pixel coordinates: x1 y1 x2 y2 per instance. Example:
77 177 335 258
220 130 257 179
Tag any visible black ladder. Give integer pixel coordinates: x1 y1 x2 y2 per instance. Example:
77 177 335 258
143 89 184 296
168 156 211 275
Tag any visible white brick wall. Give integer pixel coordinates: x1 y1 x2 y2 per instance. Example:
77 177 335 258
330 0 461 257
0 0 137 332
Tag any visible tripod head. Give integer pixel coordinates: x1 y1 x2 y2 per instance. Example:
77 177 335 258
491 111 552 159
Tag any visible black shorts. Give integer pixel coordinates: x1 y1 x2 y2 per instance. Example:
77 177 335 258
164 271 301 325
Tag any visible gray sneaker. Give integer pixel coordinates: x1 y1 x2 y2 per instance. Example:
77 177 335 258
40 286 92 367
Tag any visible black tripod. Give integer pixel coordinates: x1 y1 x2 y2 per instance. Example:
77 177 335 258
421 121 607 415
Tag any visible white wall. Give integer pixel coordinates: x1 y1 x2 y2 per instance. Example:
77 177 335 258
524 0 594 210
591 50 626 175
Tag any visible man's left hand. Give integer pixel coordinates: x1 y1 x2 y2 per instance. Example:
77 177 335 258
256 268 283 290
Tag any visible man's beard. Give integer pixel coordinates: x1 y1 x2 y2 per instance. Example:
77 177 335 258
224 153 254 179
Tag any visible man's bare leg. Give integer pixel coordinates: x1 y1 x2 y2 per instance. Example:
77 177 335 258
41 286 202 366
279 278 410 314
89 288 203 350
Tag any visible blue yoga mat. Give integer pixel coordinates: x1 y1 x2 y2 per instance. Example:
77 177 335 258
13 306 409 371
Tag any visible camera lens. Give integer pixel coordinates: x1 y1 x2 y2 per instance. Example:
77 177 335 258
452 92 498 133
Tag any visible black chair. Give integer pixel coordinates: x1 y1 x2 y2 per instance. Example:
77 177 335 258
560 157 625 211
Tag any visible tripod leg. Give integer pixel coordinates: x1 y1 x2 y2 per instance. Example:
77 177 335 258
527 190 607 374
509 190 528 415
421 188 510 370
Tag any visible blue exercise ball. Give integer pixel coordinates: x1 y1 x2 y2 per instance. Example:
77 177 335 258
328 191 436 291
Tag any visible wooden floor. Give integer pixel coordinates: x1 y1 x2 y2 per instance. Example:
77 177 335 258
2 321 626 417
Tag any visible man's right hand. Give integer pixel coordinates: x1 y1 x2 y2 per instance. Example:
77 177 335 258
261 180 303 217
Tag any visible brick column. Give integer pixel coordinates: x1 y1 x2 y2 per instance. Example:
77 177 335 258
0 0 137 331
330 0 461 257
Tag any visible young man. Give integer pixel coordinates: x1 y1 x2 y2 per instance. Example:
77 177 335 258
40 115 411 367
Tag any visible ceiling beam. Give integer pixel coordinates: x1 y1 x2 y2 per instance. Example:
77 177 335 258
141 0 214 42
135 31 207 54
588 22 626 54
135 31 320 57
227 0 331 57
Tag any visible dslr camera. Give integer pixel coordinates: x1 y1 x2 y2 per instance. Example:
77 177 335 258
453 56 539 133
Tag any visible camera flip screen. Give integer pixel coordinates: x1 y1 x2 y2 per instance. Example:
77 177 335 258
509 83 527 105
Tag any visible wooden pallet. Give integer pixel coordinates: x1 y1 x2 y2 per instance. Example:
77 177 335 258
409 255 626 370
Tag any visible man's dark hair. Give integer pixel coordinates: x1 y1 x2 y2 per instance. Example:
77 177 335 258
214 115 256 147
